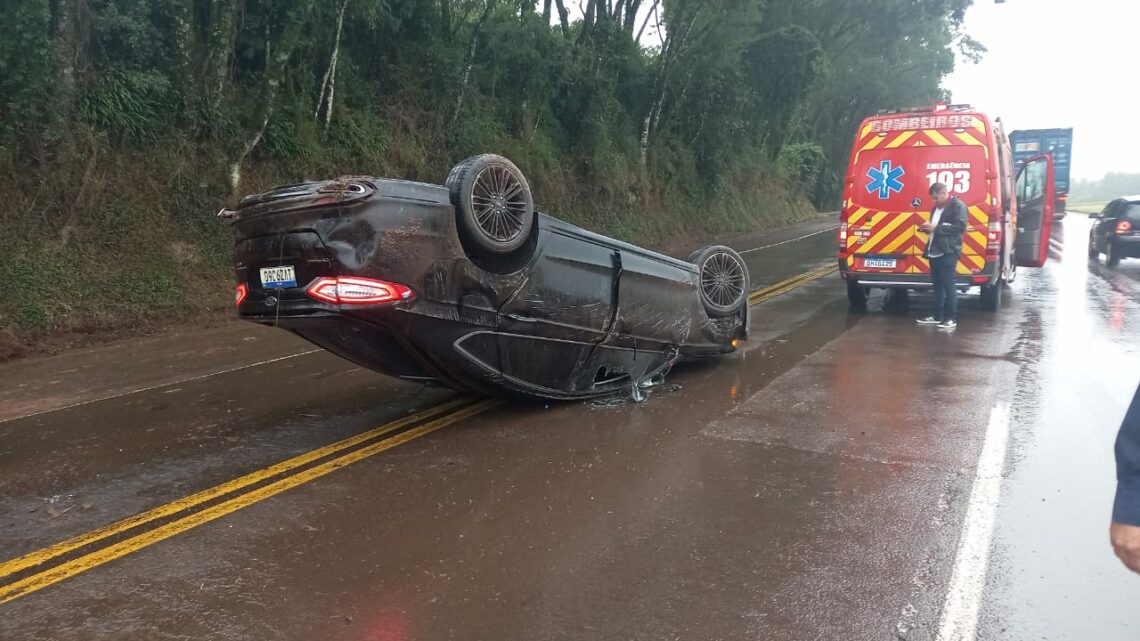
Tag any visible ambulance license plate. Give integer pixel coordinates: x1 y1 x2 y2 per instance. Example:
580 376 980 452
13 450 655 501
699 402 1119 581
260 265 297 288
864 257 896 269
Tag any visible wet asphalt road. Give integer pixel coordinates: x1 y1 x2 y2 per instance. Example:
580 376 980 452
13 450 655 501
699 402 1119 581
1 216 1138 640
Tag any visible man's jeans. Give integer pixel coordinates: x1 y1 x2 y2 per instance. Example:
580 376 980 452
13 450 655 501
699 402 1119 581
929 254 958 322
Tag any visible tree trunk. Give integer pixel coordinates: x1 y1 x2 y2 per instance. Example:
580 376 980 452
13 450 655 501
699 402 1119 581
624 0 643 36
448 0 495 132
542 0 552 22
206 0 238 109
638 2 703 167
316 0 349 131
577 0 597 45
168 0 195 120
441 0 452 37
553 0 570 37
49 0 76 114
636 0 659 42
231 3 311 190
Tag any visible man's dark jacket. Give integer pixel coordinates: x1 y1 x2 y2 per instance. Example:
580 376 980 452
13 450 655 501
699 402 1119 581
923 196 968 258
1115 383 1140 525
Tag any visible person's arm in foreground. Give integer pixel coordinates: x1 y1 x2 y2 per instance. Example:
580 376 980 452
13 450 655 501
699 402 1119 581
1111 383 1140 573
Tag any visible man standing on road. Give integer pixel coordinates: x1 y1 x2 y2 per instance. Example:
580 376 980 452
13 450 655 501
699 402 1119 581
915 183 967 331
1111 383 1140 574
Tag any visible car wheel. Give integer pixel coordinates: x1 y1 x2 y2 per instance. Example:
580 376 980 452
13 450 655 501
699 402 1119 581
446 154 535 255
980 282 1002 311
846 281 869 308
1088 234 1099 260
1107 240 1122 267
690 245 749 316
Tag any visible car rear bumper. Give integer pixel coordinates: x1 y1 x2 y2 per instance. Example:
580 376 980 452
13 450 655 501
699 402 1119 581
1111 236 1140 257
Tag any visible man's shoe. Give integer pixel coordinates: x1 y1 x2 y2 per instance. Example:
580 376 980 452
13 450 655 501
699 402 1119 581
937 320 958 331
916 316 940 325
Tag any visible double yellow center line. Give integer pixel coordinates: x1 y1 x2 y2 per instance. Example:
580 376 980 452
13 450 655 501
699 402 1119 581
749 263 838 306
0 261 836 605
0 397 498 605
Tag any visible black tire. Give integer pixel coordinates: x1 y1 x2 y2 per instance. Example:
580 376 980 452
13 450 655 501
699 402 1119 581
846 281 869 308
1107 240 1122 267
1088 234 1099 260
883 287 909 311
690 245 749 316
980 281 1002 311
445 154 535 255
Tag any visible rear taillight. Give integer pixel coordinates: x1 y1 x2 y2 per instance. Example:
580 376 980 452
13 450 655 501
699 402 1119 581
1117 221 1133 235
234 283 248 306
986 221 1002 256
839 222 849 243
305 277 414 305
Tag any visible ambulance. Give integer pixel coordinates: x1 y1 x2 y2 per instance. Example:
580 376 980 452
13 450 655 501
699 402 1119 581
838 104 1057 310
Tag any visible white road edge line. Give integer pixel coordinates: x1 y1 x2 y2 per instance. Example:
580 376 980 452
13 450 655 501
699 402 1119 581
739 226 837 254
935 401 1011 641
0 350 321 425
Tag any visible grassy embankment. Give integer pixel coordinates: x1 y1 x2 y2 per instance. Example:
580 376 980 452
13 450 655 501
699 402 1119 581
1067 202 1107 215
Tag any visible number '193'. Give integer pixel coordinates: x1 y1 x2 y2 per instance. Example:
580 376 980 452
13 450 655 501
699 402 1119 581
926 170 971 194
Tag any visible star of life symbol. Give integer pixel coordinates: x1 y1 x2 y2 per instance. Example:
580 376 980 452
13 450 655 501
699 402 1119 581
866 160 905 199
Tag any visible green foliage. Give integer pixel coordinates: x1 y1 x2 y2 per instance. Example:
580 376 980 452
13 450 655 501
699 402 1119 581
1070 173 1140 203
0 0 55 146
778 143 826 189
80 70 175 143
0 0 979 338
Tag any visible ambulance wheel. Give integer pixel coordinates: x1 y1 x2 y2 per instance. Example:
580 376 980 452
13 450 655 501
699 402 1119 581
980 282 1002 311
884 288 909 311
847 281 869 308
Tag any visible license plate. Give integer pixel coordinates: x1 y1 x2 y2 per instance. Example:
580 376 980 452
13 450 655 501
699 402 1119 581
864 257 896 269
260 265 297 288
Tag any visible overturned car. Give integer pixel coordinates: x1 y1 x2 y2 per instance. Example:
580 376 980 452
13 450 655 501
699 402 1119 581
223 155 749 401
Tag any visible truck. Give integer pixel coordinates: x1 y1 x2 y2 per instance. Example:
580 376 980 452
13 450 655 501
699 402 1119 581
1010 128 1072 218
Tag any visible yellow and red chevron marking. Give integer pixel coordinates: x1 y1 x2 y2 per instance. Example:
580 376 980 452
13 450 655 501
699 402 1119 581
854 118 989 158
852 212 916 255
844 209 993 277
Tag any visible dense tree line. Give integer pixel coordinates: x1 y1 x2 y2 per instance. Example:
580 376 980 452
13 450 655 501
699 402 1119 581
1 0 978 202
1071 174 1140 204
0 0 979 338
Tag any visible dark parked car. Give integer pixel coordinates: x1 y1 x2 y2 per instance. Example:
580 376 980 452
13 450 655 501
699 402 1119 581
221 155 750 401
1088 196 1140 267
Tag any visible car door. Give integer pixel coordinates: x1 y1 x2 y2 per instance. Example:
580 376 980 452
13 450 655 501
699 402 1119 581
488 227 619 393
1014 153 1056 267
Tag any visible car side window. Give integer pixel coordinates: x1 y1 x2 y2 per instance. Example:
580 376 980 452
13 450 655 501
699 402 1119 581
1105 200 1123 220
